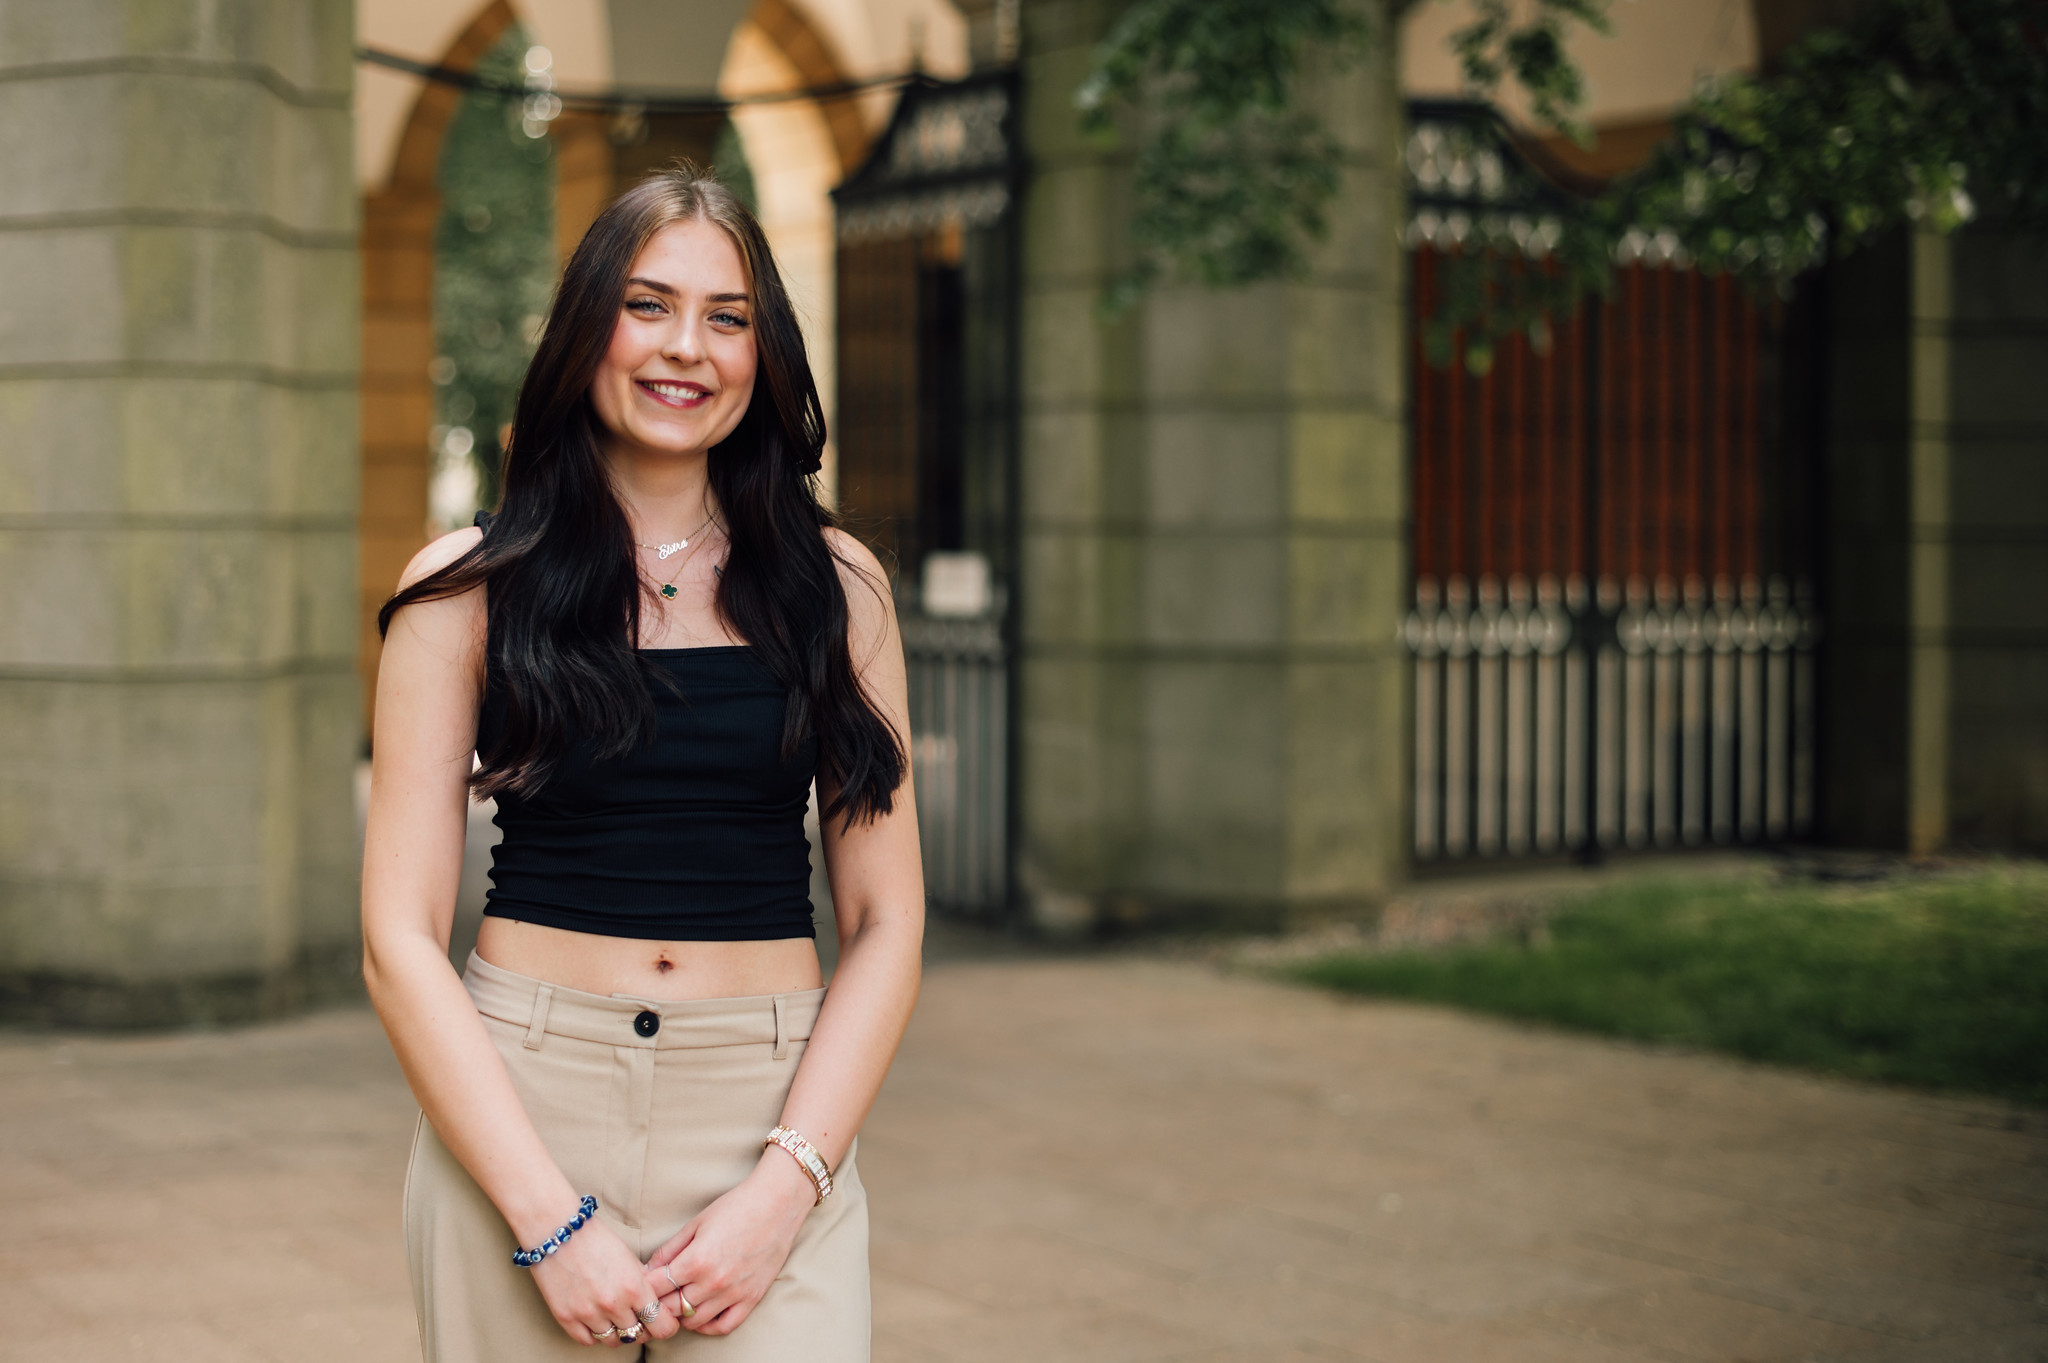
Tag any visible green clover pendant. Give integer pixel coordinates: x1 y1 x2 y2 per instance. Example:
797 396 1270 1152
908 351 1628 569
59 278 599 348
659 582 679 599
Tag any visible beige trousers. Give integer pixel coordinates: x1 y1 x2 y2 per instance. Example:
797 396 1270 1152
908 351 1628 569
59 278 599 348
403 952 869 1361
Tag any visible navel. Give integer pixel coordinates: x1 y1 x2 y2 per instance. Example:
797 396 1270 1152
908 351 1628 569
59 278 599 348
654 955 675 974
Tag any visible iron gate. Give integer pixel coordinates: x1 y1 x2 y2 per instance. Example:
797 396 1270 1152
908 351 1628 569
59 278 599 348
899 605 1009 916
1404 105 1821 862
834 72 1021 916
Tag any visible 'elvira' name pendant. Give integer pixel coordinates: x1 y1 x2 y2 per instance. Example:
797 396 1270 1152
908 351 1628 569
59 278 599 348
656 540 689 560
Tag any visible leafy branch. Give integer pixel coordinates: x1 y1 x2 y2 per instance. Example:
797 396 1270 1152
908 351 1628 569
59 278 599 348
1074 0 1374 310
1080 0 2048 366
1447 0 1610 142
1441 0 2048 369
1076 0 1609 312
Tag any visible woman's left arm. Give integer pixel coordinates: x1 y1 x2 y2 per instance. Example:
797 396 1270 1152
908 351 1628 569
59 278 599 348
648 530 924 1335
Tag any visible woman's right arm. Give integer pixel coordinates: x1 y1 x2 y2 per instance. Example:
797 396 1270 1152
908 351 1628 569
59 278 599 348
361 530 678 1348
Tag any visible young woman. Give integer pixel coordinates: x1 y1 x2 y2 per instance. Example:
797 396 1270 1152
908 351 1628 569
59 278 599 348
362 165 922 1360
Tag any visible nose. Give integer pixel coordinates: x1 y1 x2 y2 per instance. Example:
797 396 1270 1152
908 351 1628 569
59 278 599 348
662 313 707 365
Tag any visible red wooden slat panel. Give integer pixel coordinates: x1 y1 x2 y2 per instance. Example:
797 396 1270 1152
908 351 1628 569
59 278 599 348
1413 249 1438 581
1405 250 1785 592
1651 265 1670 585
1714 273 1734 585
1622 267 1644 581
1447 311 1466 579
1678 269 1701 585
1476 324 1496 581
1564 299 1584 581
1507 323 1527 577
1537 297 1558 577
1737 297 1761 580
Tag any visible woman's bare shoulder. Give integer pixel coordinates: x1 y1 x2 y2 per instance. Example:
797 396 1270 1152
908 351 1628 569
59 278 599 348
821 528 900 670
397 525 485 593
822 528 893 610
821 525 884 579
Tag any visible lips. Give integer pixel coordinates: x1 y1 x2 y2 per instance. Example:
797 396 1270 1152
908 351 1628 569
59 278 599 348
636 379 712 408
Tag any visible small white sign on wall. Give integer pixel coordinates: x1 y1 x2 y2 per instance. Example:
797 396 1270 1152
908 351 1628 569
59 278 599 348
921 551 992 618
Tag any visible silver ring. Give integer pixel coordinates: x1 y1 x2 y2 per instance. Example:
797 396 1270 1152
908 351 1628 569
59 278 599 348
593 1324 618 1340
663 1264 680 1293
638 1301 662 1324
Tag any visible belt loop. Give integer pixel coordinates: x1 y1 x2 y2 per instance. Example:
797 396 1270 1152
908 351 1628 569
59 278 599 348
772 996 789 1060
524 984 555 1050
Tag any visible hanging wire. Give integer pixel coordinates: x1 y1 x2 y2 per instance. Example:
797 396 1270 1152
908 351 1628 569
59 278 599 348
356 45 917 116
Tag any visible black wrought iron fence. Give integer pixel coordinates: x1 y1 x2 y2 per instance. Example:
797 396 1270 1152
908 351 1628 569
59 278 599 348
899 608 1009 917
1407 574 1818 859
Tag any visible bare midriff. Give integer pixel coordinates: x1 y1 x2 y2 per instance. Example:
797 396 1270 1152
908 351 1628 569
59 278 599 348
476 917 824 1001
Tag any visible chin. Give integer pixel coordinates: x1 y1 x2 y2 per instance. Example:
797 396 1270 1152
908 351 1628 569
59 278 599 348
626 421 714 458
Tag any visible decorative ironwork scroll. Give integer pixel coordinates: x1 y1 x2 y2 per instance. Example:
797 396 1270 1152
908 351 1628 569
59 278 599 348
834 71 1021 243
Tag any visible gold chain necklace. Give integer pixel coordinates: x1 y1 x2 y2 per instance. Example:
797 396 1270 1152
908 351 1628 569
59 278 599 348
635 510 716 564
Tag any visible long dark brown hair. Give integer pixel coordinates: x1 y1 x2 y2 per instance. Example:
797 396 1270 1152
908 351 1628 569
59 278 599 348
379 164 904 825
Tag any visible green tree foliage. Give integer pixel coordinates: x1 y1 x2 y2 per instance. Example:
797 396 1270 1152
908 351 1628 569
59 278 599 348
1081 0 2048 365
1073 0 1375 308
1594 0 2048 274
713 117 760 214
1074 0 1601 309
1445 0 1609 141
433 27 557 517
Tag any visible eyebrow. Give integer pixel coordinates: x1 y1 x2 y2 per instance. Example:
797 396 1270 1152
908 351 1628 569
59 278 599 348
625 277 749 305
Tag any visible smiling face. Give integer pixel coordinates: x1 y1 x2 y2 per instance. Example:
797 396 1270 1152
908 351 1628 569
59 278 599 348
588 216 758 465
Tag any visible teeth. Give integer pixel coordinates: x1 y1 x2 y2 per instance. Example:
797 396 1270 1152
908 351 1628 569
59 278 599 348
645 382 703 398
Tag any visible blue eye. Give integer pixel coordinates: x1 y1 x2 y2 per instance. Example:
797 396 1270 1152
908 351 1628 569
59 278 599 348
712 311 749 328
626 298 664 315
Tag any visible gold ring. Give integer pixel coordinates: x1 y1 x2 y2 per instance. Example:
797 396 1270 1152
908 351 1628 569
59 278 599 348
620 1323 642 1344
593 1324 618 1340
663 1264 697 1317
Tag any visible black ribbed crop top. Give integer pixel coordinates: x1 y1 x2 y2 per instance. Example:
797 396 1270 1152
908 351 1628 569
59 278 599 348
480 647 818 941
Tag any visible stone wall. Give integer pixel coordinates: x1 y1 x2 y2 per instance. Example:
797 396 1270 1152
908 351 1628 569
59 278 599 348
0 0 361 1024
1942 225 2048 849
1015 0 1408 932
1825 223 2048 853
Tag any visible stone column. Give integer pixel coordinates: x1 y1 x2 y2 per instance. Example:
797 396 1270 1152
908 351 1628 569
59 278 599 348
1826 224 2048 852
0 1 361 1024
1016 0 1407 932
1940 223 2048 848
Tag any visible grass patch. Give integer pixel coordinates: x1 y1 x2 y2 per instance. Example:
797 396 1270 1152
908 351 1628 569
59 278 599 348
1282 866 2048 1102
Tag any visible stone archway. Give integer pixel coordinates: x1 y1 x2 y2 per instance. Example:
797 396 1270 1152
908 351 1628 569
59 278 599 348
752 0 870 178
357 0 519 734
722 0 872 506
355 0 889 733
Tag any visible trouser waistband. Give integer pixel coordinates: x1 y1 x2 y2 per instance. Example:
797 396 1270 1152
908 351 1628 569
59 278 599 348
461 950 824 1054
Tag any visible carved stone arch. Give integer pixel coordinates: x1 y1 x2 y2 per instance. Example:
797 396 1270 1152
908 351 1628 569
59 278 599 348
552 0 866 267
359 0 874 729
749 0 869 177
358 0 519 733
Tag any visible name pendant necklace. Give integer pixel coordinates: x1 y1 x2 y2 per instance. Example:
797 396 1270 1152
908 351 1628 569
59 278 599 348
637 512 716 600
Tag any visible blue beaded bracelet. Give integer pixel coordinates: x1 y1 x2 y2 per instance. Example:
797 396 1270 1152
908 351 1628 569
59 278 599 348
512 1195 599 1267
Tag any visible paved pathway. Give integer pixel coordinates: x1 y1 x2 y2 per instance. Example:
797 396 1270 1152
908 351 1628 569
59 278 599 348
2 950 2044 1362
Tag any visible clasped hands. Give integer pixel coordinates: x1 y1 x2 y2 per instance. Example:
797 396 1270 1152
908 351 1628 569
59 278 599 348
532 1150 819 1347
